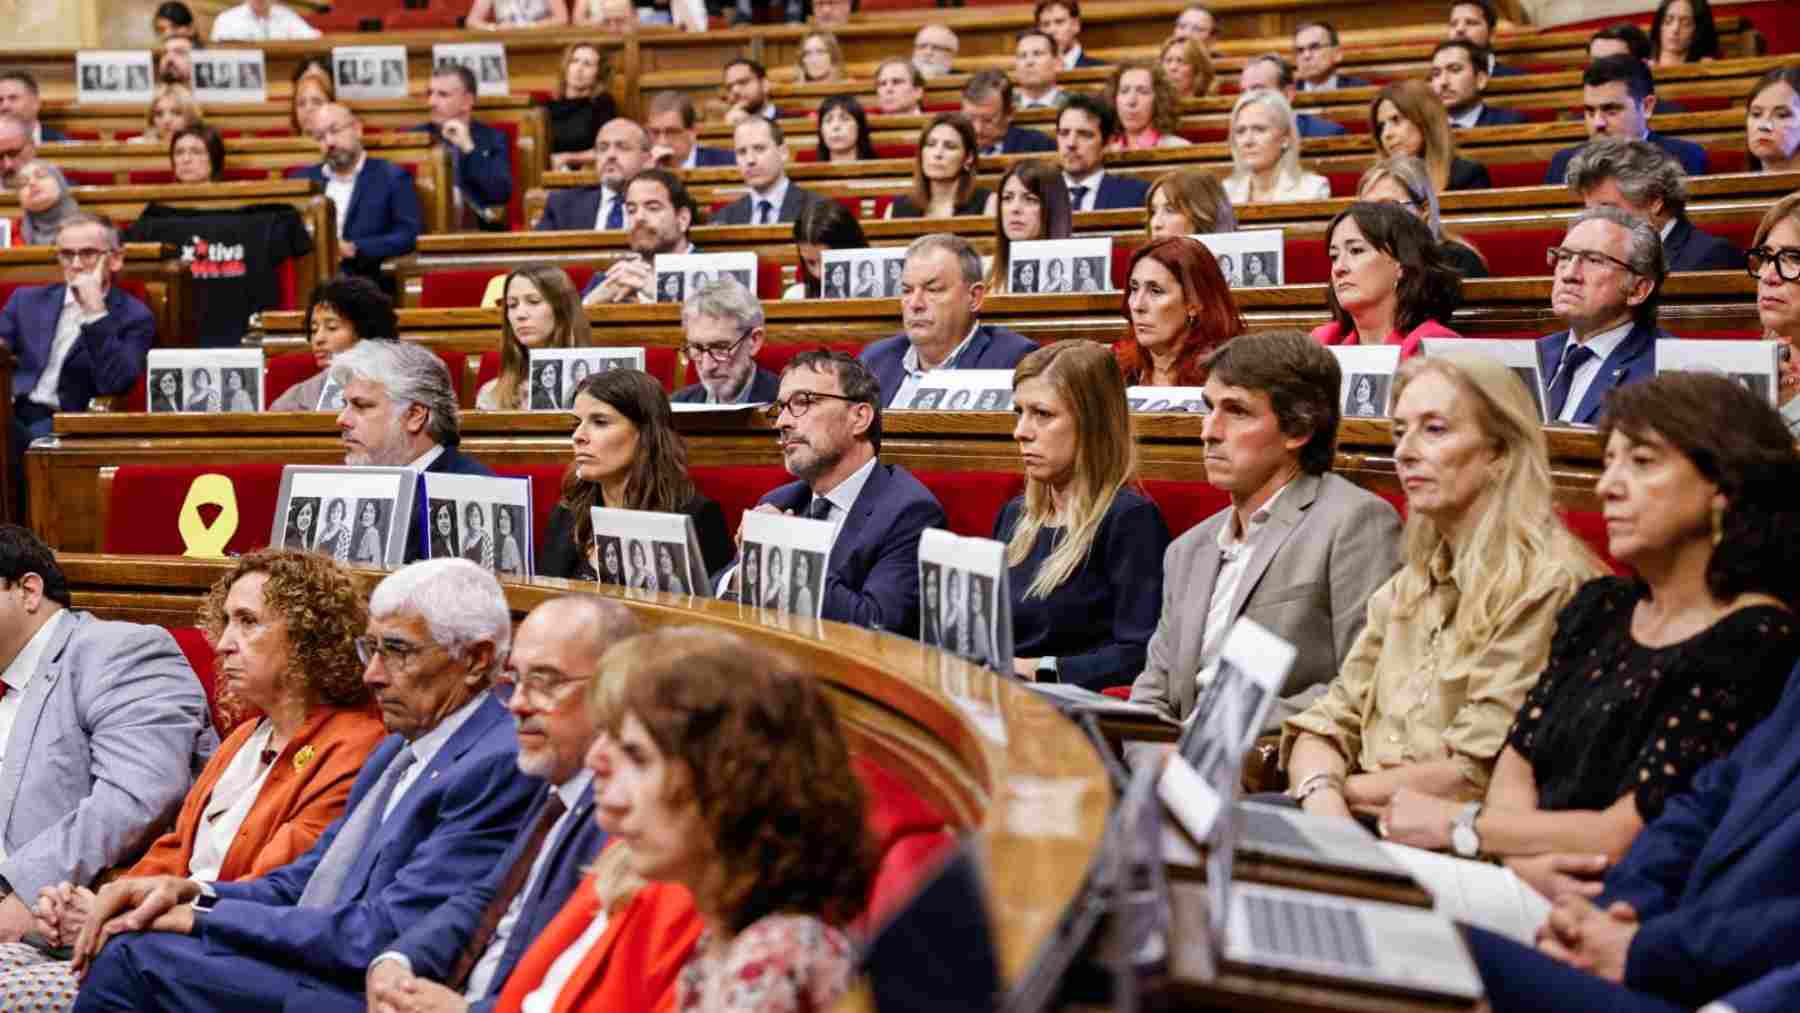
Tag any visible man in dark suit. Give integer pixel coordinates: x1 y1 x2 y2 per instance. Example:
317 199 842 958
1537 207 1666 425
719 351 945 636
1036 0 1105 68
1566 139 1746 273
673 276 780 404
1463 659 1800 1012
1447 0 1524 77
71 558 541 1013
1545 56 1707 185
1432 41 1528 128
961 70 1056 157
536 118 653 232
412 65 512 231
1294 22 1370 91
1240 55 1346 138
710 118 827 227
581 169 700 305
289 103 422 289
645 90 734 171
1057 94 1152 212
0 71 65 144
721 58 783 126
860 234 1038 408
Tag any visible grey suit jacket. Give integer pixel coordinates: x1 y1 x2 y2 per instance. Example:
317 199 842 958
0 611 215 900
1128 473 1401 730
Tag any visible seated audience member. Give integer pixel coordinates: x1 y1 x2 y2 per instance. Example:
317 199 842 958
987 159 1071 293
862 234 1037 406
69 559 541 1012
798 31 848 84
1546 56 1706 185
169 124 224 184
913 24 959 78
272 278 395 412
873 58 925 118
722 351 947 635
480 266 591 409
1358 157 1490 278
816 94 877 163
133 84 199 146
156 35 197 87
1589 23 1655 66
1282 355 1601 822
1650 0 1719 66
962 71 1054 156
547 44 621 171
1239 55 1346 138
466 0 569 28
1147 168 1236 239
809 0 850 26
1372 79 1491 191
538 119 653 232
591 628 870 1011
582 169 699 305
153 1 197 39
1160 37 1216 99
1058 94 1152 211
786 199 869 300
1431 40 1526 127
332 339 493 485
293 104 422 289
674 277 779 405
1745 68 1800 173
1116 237 1241 385
356 597 641 1013
1314 202 1463 356
1109 63 1191 150
1383 372 1800 932
1174 3 1215 46
0 549 384 1011
287 64 330 134
1294 21 1369 91
15 161 79 245
1567 139 1745 272
542 371 731 580
415 65 513 230
1539 207 1667 424
889 114 994 219
1013 31 1065 111
722 59 781 126
714 118 826 226
1037 0 1102 68
645 90 731 171
208 0 320 39
1750 193 1800 435
1225 90 1332 204
1447 0 1522 77
0 72 64 143
997 341 1170 687
1132 331 1402 726
0 114 34 188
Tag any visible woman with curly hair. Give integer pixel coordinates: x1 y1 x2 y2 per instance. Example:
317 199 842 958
271 277 398 411
1312 201 1463 357
1115 236 1243 386
1650 0 1720 66
1108 63 1191 150
0 549 385 1011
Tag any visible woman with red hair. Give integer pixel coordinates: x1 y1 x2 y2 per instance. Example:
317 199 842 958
1113 237 1244 386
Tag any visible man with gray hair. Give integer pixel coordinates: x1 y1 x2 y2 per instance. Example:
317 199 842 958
1537 206 1667 425
0 113 35 187
858 234 1037 407
673 277 780 404
71 558 541 1013
1566 138 1745 273
913 25 960 79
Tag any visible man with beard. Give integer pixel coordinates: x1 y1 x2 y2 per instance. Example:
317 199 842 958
288 104 422 289
671 276 780 405
535 118 653 232
581 169 697 304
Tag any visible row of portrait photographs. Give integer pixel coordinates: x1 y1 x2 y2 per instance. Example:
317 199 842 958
80 63 151 93
527 356 641 411
1217 251 1279 289
1341 373 1393 419
920 562 1004 673
908 387 1012 411
821 255 906 300
435 54 509 84
148 366 260 414
1009 256 1108 295
425 498 529 577
653 269 755 305
282 496 393 567
194 61 265 91
740 540 828 618
336 58 407 88
1128 398 1208 413
593 536 694 594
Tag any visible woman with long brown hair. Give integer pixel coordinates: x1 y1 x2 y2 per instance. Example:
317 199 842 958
1370 79 1489 192
886 113 995 219
477 265 592 410
1145 168 1236 239
987 158 1072 293
1114 236 1243 386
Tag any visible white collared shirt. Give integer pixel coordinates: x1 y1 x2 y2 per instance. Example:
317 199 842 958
1015 86 1064 110
1300 73 1342 92
900 322 981 382
385 692 486 820
591 186 625 231
1060 44 1083 70
1193 483 1290 690
189 720 278 882
323 154 367 240
745 175 791 225
1659 218 1676 243
1063 169 1106 212
521 896 612 1013
702 364 759 405
0 611 65 782
807 454 878 541
210 1 322 40
30 289 108 408
408 444 447 473
1449 103 1485 129
1555 318 1636 423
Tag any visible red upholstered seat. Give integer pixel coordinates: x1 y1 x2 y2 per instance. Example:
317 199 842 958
873 144 916 160
690 464 792 537
103 462 289 556
166 626 256 737
913 470 1026 538
1288 237 1328 284
756 259 785 300
1138 478 1233 540
420 265 600 308
305 9 378 31
265 352 321 407
849 754 956 932
1486 160 1553 190
384 8 463 29
64 169 117 186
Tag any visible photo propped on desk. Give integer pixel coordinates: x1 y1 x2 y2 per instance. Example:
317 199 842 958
1656 339 1781 406
525 347 646 411
589 506 709 597
894 369 1015 412
1423 338 1549 423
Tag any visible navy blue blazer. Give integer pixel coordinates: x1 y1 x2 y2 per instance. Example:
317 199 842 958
711 182 829 226
0 284 154 411
1546 131 1708 184
983 125 1056 156
671 367 781 403
1296 114 1346 138
1072 51 1107 67
404 447 497 564
409 121 514 218
1471 103 1529 127
1489 61 1526 77
753 462 946 635
289 157 423 272
1536 318 1661 425
1664 217 1747 273
859 324 1039 407
691 145 737 167
535 185 610 232
1306 74 1370 89
1447 156 1492 191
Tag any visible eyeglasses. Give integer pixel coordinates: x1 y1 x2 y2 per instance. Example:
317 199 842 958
354 635 437 670
492 670 590 708
1748 246 1800 283
1546 246 1640 276
55 247 112 265
683 331 751 363
764 389 860 421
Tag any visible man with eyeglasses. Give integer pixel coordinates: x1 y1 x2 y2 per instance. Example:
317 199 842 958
536 118 653 233
716 350 946 637
672 277 779 404
72 559 541 1013
0 113 37 188
289 103 422 293
1545 56 1707 185
1293 22 1368 92
1537 206 1667 425
580 169 698 305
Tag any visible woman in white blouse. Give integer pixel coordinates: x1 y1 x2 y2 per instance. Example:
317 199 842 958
1223 90 1330 205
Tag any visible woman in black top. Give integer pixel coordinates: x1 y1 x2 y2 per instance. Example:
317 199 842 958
1382 373 1800 903
886 113 996 220
1370 80 1492 193
538 368 731 581
546 42 620 170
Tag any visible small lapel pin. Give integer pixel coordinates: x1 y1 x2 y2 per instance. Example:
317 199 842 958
293 745 316 771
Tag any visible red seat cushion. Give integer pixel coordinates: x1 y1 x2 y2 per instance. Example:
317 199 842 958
266 353 320 408
1287 237 1328 284
1139 478 1233 540
64 169 117 186
104 463 289 557
756 259 785 301
913 470 1026 538
849 754 955 930
690 464 791 538
420 268 501 309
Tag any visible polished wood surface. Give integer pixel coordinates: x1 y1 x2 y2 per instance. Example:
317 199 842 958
0 243 192 351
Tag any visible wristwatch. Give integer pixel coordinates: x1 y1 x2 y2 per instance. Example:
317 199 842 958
1451 801 1484 858
1034 656 1060 683
191 881 219 915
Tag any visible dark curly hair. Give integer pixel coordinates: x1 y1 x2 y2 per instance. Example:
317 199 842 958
598 627 872 934
304 276 397 344
1598 373 1800 609
198 549 371 728
1323 201 1461 337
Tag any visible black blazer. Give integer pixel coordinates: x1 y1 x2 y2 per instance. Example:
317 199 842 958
671 367 782 404
1447 156 1492 191
889 187 993 219
711 182 828 226
1664 217 1748 273
691 146 737 168
537 494 732 581
535 185 609 232
985 125 1056 156
1471 104 1529 127
1442 240 1490 279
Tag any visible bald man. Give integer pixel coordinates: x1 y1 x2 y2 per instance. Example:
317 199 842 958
536 118 654 232
287 103 422 288
913 25 959 78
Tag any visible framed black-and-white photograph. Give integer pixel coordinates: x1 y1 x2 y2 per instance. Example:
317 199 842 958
1190 228 1285 289
1009 237 1114 296
434 42 510 96
1326 345 1401 419
347 498 393 567
908 389 944 410
895 369 1014 414
281 496 320 551
787 548 825 616
1177 618 1297 787
146 349 264 414
425 498 460 560
76 51 155 105
818 247 908 301
526 347 649 412
1010 260 1038 294
1422 338 1549 423
1125 385 1209 413
315 377 346 412
126 64 151 92
380 59 404 88
530 359 564 411
273 465 417 569
740 510 835 617
192 49 267 104
918 529 1011 673
419 472 535 577
657 271 684 303
1656 339 1783 408
653 251 757 305
334 46 408 100
591 507 710 597
594 534 625 586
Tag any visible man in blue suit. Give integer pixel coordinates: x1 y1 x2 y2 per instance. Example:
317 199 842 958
1566 139 1746 273
1036 0 1105 68
70 559 540 1013
961 71 1056 157
710 118 828 226
536 118 653 233
1432 41 1529 128
1537 207 1666 425
289 104 422 290
1057 94 1152 212
1294 22 1370 91
1463 660 1800 1013
861 234 1038 408
1240 56 1346 138
646 91 735 171
719 351 946 636
413 65 512 231
1545 56 1707 185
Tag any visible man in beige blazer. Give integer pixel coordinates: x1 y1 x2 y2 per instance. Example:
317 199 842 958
1130 332 1402 731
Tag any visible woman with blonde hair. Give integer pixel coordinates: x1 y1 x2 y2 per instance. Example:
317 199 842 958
547 42 619 170
1358 156 1489 278
1370 79 1491 192
133 83 200 146
1159 36 1215 99
796 30 847 83
995 340 1171 688
1224 90 1329 204
987 158 1072 292
886 112 994 219
1282 354 1602 825
1108 63 1191 150
477 265 592 409
1750 191 1800 434
1146 168 1236 238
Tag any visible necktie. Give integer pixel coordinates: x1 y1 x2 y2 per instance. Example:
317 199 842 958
1546 343 1597 421
298 747 417 907
449 790 569 990
807 496 832 521
604 195 624 230
1069 186 1089 211
758 200 775 225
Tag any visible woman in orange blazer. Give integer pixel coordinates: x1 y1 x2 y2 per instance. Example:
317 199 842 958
0 549 386 1010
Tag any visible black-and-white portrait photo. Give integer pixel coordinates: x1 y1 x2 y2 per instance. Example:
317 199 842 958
460 500 495 567
740 539 762 606
1510 367 1546 421
531 360 564 410
101 63 123 91
80 65 101 91
315 497 355 560
852 260 881 299
1011 261 1038 294
428 499 460 559
237 62 263 90
760 544 787 611
194 62 217 89
564 359 594 407
653 540 689 594
186 367 220 412
823 262 849 299
687 270 715 295
282 496 319 551
788 548 825 616
974 389 1004 411
380 59 404 88
478 54 505 83
947 389 973 410
1344 373 1390 418
1241 251 1275 287
626 538 656 590
223 367 257 412
967 573 997 670
351 498 390 566
357 58 377 87
883 258 903 297
1215 253 1239 286
1072 256 1105 293
1041 258 1069 293
149 368 183 413
494 503 526 576
126 64 151 92
939 567 969 657
594 534 625 586
909 389 945 410
335 58 360 86
657 271 684 304
1189 661 1268 788
920 562 942 644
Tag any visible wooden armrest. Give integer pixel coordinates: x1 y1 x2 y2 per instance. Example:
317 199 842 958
1241 735 1285 795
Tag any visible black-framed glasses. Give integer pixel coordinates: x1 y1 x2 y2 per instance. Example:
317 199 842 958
682 331 752 363
764 390 861 421
1546 246 1640 276
492 670 590 708
354 635 436 670
1748 246 1800 283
